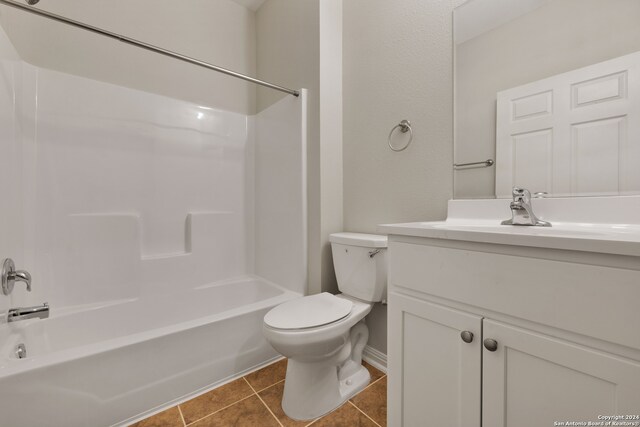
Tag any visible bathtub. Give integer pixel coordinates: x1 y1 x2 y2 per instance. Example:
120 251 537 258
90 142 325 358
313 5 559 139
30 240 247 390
0 276 299 427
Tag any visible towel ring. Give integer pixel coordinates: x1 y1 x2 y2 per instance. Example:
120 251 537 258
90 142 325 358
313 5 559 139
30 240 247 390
388 120 413 152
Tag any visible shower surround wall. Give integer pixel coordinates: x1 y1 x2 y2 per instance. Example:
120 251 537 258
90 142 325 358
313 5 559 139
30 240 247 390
0 27 306 426
34 69 250 307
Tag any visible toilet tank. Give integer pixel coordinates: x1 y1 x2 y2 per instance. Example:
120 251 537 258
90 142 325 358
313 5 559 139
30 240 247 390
329 233 388 303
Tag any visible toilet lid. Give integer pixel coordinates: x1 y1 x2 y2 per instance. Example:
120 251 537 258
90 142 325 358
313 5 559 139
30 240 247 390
264 293 353 330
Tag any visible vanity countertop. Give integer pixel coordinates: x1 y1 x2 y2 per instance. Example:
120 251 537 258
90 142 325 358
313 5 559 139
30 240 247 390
379 197 640 257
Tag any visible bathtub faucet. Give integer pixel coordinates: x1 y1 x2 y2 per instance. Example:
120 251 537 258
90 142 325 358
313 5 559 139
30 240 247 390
2 258 32 295
501 187 551 227
7 303 49 323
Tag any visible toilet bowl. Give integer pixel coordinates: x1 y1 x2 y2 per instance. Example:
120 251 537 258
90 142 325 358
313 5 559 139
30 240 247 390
262 232 387 420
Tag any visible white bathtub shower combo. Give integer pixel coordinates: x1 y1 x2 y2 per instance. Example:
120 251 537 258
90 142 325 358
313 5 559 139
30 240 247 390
0 21 307 427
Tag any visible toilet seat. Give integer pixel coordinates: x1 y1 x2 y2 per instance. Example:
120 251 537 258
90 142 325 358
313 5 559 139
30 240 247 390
264 293 353 330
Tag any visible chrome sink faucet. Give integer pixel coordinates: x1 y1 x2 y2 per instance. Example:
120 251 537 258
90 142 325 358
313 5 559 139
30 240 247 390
7 303 49 323
501 187 551 227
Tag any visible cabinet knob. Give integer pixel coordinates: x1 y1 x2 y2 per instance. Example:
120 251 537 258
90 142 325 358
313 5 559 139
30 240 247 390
483 339 498 352
460 331 474 343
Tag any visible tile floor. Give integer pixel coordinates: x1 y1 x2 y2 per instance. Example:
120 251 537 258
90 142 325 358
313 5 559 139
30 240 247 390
132 359 387 427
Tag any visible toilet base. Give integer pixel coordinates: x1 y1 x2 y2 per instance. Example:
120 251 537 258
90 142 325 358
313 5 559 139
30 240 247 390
282 360 371 421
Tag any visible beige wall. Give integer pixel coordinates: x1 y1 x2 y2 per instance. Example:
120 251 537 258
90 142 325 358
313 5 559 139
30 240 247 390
257 0 343 296
454 0 640 199
0 0 256 114
256 0 319 113
343 0 464 353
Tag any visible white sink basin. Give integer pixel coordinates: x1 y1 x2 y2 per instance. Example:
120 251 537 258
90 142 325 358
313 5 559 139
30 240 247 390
428 222 626 237
378 197 640 257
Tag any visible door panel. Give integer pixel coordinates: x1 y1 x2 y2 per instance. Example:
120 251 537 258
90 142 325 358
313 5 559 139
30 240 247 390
388 293 482 427
496 50 640 197
483 319 640 427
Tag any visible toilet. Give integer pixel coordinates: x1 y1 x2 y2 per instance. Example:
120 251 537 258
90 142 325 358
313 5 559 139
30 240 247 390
262 232 387 420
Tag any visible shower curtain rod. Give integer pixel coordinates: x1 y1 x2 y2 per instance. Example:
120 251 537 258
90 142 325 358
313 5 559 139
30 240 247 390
0 0 300 97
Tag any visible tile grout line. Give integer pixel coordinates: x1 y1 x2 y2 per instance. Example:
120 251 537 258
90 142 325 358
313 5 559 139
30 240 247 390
243 377 285 427
183 393 256 426
177 405 187 427
153 365 382 427
252 378 286 394
302 410 321 427
140 361 385 427
138 359 287 426
348 401 383 427
181 359 284 426
299 371 388 426
349 373 386 427
356 374 386 395
305 415 322 427
254 378 318 427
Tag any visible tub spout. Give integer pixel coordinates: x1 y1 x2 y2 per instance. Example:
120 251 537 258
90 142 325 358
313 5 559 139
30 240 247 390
7 302 49 323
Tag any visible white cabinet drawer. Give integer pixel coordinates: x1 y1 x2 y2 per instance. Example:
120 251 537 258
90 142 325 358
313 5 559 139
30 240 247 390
388 241 640 351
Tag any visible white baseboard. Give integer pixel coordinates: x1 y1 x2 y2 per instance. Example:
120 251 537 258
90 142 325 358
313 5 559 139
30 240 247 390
362 345 387 373
121 355 284 426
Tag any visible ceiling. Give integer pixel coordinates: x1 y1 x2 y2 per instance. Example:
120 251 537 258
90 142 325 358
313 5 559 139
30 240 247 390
230 0 267 12
454 0 549 44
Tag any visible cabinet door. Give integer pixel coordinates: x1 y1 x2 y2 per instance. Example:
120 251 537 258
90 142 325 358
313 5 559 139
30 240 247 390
483 319 640 427
388 292 482 427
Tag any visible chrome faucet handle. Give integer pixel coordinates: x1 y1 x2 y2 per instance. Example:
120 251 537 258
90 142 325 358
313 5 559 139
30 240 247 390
2 258 32 295
13 270 32 292
512 187 531 203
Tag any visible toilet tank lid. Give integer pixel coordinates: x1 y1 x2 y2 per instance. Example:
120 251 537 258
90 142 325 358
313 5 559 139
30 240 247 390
329 232 388 248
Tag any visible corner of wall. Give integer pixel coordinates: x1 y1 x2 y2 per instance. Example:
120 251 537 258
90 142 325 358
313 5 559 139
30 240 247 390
318 0 343 294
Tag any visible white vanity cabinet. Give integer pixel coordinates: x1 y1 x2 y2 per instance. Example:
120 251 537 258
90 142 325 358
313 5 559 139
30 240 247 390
386 236 640 427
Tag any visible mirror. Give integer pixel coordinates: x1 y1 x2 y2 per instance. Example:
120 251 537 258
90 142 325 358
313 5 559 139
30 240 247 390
453 0 640 199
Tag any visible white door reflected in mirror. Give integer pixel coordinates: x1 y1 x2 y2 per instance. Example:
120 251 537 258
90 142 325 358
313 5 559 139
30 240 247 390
495 51 640 198
454 0 640 199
